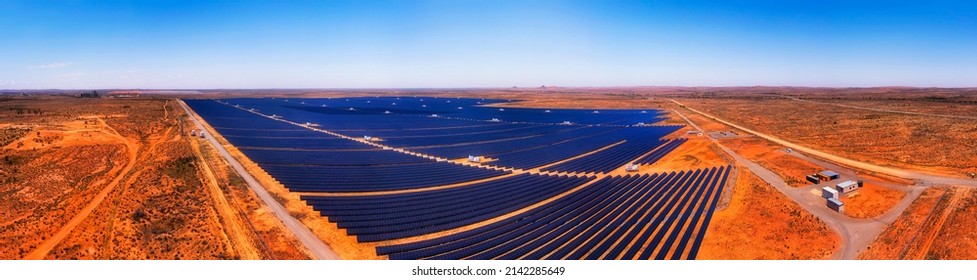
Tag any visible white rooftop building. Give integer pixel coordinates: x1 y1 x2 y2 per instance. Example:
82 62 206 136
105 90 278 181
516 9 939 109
821 187 839 199
836 180 860 194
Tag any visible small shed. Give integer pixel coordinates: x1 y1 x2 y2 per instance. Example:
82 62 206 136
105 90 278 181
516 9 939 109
827 198 844 212
821 187 839 199
836 180 859 194
625 164 639 172
806 174 821 184
817 170 840 181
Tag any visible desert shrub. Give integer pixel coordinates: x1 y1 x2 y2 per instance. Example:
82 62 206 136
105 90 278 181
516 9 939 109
132 209 147 221
163 156 197 181
0 128 30 146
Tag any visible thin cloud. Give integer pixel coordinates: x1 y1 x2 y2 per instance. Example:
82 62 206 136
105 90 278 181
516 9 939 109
56 72 85 78
30 62 73 69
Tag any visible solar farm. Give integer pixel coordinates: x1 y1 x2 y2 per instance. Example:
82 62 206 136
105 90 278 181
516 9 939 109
184 96 732 260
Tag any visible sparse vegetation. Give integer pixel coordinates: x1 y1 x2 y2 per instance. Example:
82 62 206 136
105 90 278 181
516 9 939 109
0 97 304 260
0 127 30 147
679 97 977 177
697 169 837 259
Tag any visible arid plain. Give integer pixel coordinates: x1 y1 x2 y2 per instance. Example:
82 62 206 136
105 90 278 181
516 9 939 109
2 87 975 259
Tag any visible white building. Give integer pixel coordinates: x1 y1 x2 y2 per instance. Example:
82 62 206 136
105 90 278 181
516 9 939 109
821 187 839 199
835 180 859 194
827 198 844 212
625 164 639 172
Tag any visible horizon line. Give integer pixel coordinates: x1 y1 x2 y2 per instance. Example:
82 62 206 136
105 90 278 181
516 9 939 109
4 85 977 91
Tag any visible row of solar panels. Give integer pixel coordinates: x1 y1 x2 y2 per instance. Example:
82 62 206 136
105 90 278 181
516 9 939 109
378 166 730 260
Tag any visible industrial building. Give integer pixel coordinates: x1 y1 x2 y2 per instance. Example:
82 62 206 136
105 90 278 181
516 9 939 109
827 198 844 212
821 187 839 200
817 170 840 181
625 164 639 172
835 180 860 194
806 175 820 184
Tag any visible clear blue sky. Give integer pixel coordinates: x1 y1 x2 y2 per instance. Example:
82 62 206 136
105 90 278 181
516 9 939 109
1 0 975 89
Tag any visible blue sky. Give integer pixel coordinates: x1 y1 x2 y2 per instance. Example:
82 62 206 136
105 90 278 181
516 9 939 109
1 0 975 89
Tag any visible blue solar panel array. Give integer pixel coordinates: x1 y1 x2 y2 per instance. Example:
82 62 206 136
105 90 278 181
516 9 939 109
377 166 730 260
212 98 680 162
184 97 719 258
302 173 593 242
540 128 677 173
220 96 667 129
185 99 510 192
189 97 685 173
262 163 508 192
635 138 689 165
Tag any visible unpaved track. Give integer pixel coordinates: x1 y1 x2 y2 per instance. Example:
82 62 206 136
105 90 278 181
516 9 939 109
671 102 959 259
178 100 340 260
671 100 977 188
188 134 262 259
903 188 968 259
23 117 139 260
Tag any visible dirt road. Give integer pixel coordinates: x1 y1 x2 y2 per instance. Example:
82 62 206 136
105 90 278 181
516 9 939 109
672 107 926 259
187 133 262 259
671 100 977 188
178 100 340 260
23 117 139 260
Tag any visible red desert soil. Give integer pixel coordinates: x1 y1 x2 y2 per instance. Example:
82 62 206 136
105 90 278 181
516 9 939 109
839 182 907 219
858 187 947 259
0 97 305 259
676 97 977 178
191 131 310 259
640 135 729 174
859 187 977 260
720 137 823 188
695 168 837 260
926 188 977 259
666 102 827 188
